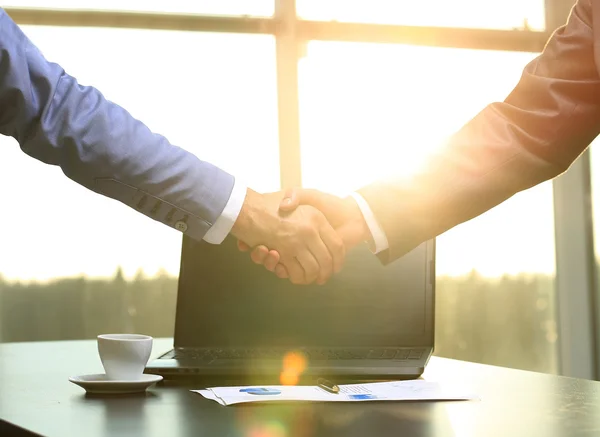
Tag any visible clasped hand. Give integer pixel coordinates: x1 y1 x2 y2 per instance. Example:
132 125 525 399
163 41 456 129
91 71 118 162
231 188 370 285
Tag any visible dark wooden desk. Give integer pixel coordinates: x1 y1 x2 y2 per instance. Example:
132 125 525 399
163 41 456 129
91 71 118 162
1 339 599 437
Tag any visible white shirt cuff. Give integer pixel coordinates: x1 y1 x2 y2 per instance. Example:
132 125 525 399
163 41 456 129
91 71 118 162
349 192 389 254
202 178 247 244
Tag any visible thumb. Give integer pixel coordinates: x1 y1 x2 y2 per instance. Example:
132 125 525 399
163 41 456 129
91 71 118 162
279 187 300 212
279 188 326 212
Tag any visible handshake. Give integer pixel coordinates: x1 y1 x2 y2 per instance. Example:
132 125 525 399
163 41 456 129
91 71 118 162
230 188 372 285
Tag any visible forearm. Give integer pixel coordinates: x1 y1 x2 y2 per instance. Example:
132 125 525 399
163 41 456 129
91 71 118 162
359 0 600 263
358 112 567 263
0 9 235 241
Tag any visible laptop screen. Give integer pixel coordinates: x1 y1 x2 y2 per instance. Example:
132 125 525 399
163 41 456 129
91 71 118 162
174 235 434 348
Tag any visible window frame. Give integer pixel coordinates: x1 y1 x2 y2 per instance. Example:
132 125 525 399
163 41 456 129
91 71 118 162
6 0 596 380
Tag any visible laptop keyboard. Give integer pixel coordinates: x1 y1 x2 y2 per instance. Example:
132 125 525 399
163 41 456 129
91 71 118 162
164 348 424 361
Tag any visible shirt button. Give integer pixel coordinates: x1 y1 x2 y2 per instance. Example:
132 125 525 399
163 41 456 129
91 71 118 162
175 221 188 232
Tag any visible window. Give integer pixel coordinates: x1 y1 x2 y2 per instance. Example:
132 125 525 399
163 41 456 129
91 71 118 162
297 0 545 31
589 143 600 314
0 26 278 341
2 0 273 17
298 41 558 373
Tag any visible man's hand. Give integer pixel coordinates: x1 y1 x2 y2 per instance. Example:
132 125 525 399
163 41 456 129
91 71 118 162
237 189 371 281
230 188 345 285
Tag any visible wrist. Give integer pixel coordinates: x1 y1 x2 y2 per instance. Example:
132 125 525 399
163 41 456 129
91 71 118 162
344 196 374 247
343 196 372 241
231 188 259 244
347 192 388 253
231 189 282 247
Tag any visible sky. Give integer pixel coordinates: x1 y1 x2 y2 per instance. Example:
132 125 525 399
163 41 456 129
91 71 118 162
0 1 588 282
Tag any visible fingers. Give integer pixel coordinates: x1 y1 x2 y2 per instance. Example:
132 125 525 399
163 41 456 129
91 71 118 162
249 246 282 272
294 249 321 284
279 187 299 212
247 242 329 285
246 239 337 285
241 192 349 284
318 224 346 277
282 257 306 284
244 236 342 285
298 213 346 285
237 240 250 252
263 250 280 272
275 263 289 279
249 246 269 264
304 232 333 285
279 188 326 212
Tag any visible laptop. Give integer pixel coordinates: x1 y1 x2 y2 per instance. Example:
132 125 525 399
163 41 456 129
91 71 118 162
146 234 435 383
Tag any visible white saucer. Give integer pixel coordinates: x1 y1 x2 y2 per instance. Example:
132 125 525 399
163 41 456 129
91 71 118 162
68 373 163 394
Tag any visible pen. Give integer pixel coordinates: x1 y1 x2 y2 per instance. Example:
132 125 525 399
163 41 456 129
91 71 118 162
317 378 340 394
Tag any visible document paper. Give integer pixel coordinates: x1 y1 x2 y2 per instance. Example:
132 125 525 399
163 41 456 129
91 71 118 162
192 380 477 406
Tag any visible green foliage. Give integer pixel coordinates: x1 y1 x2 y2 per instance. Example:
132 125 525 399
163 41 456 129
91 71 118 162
0 271 178 342
435 271 557 374
0 269 558 374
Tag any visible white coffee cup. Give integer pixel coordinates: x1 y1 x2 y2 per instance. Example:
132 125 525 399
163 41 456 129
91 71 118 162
97 334 153 380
